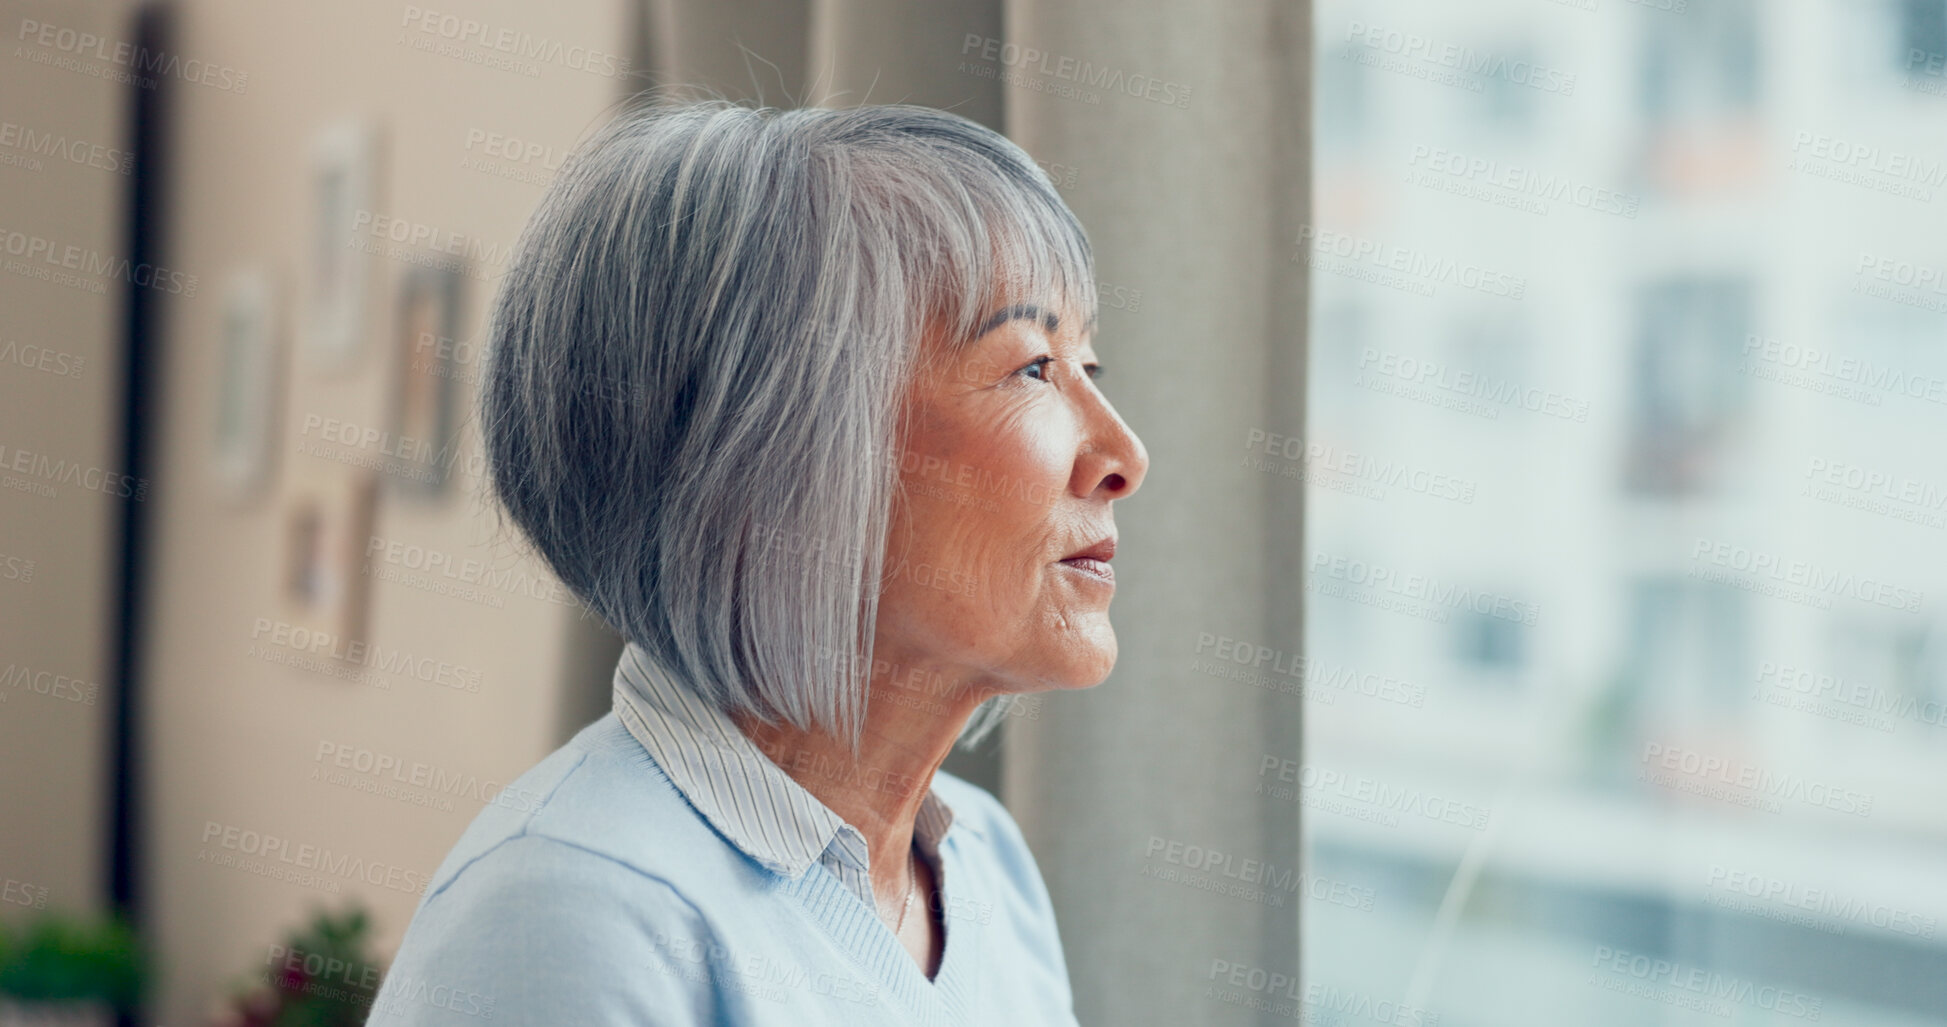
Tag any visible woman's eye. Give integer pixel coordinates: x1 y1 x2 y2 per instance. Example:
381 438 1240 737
1014 357 1105 382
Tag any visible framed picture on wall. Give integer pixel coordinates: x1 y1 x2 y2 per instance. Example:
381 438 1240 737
279 468 379 658
211 268 283 501
387 264 464 498
304 119 380 372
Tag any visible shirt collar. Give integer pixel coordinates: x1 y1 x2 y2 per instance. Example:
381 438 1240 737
611 642 964 879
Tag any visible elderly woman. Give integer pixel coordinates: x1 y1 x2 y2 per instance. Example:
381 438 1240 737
367 99 1146 1025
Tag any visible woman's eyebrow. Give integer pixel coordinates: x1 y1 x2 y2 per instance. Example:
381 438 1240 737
977 304 1061 337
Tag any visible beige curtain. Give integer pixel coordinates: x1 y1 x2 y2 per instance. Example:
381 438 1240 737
632 3 1309 1020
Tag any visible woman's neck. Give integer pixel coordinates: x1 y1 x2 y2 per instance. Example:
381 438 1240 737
730 650 995 895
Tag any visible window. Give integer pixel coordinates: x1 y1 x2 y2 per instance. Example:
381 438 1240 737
1899 0 1947 71
1639 0 1760 127
1624 278 1751 496
1308 1 1947 1023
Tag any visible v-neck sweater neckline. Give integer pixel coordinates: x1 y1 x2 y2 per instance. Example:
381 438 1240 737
780 822 979 1025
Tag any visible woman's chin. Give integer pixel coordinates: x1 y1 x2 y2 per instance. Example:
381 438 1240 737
1046 638 1119 691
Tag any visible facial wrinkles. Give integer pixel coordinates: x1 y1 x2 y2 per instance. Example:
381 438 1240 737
1005 378 1113 679
923 438 1049 657
878 306 1122 691
981 356 1089 548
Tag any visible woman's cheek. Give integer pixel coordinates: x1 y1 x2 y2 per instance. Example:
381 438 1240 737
988 424 1073 516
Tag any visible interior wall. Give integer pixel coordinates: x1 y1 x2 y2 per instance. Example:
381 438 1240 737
0 0 134 925
134 1 631 1022
3 2 1292 1022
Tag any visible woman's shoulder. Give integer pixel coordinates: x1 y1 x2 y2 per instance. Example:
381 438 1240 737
369 826 728 1024
417 713 757 909
367 716 757 1023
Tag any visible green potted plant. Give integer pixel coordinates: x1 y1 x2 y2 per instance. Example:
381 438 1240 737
0 909 145 1026
211 905 383 1027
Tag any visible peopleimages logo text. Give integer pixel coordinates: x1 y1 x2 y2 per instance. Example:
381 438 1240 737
1345 21 1576 94
0 228 197 295
250 618 484 692
1309 552 1538 625
1641 742 1875 816
1296 225 1526 299
15 18 250 92
959 34 1192 109
1407 144 1638 218
199 821 428 895
399 5 631 77
1689 537 1922 612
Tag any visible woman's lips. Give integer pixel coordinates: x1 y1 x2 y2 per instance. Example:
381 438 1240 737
1057 557 1115 584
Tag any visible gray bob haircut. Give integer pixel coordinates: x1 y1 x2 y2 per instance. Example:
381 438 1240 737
481 99 1097 754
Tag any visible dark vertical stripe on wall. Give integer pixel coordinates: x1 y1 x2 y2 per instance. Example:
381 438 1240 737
109 0 170 981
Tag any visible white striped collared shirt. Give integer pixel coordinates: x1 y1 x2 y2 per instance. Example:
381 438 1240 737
611 641 956 917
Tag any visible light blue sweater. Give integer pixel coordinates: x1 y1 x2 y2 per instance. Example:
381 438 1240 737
364 709 1080 1025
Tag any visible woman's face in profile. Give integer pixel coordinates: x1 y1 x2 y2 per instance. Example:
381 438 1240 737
874 298 1149 700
